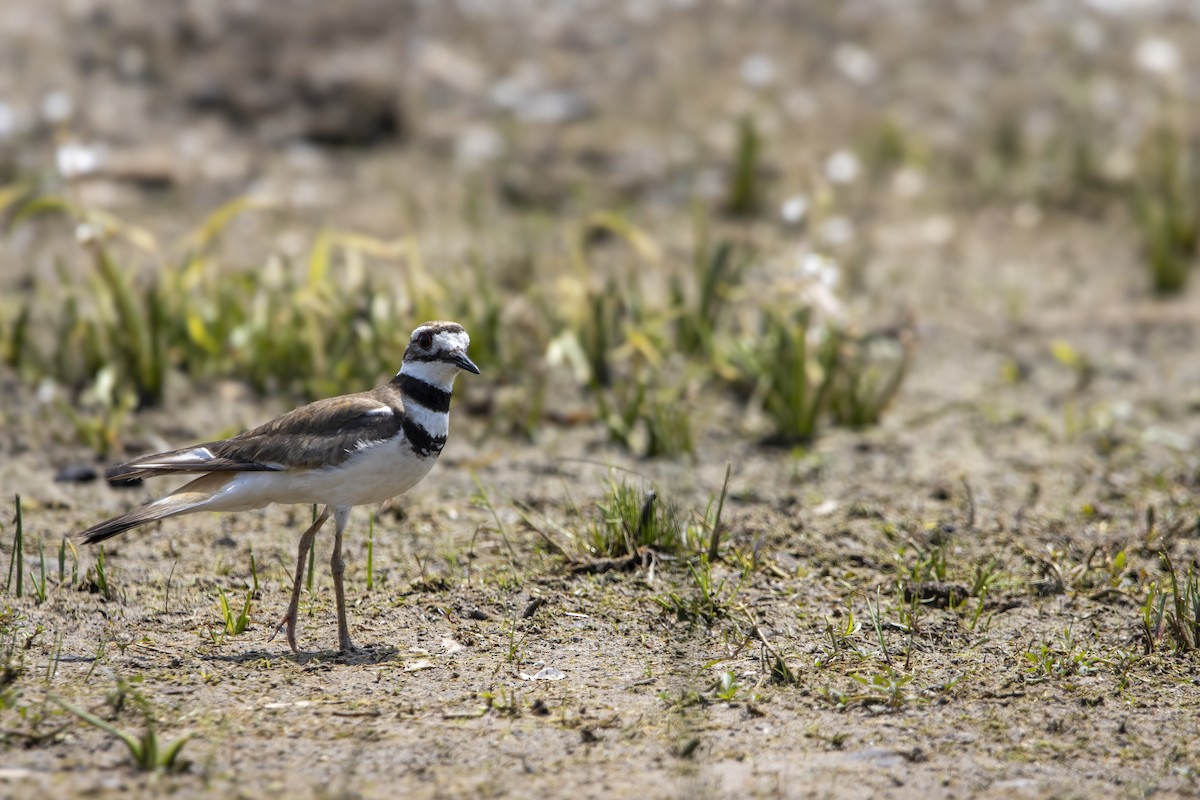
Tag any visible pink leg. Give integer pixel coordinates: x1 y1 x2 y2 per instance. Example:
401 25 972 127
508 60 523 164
330 506 355 654
271 505 331 654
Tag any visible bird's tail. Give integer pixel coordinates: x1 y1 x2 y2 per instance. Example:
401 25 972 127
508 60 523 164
78 473 234 545
79 504 184 545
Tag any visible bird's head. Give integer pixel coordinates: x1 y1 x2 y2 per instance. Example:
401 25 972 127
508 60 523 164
400 321 480 385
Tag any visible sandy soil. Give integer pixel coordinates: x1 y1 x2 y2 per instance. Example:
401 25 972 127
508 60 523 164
3 1 1200 798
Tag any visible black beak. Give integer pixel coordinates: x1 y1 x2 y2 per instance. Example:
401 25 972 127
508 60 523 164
451 351 481 375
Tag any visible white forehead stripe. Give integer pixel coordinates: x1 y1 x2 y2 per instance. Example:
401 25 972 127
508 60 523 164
440 330 470 351
415 328 468 347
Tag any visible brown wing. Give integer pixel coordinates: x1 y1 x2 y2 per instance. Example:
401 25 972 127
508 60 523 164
105 388 403 482
213 390 403 470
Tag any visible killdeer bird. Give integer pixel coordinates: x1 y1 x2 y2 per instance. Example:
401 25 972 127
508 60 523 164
78 321 480 655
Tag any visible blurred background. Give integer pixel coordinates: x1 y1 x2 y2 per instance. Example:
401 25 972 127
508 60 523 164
0 0 1197 459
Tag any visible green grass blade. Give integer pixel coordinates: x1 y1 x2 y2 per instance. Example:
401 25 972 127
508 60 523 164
51 694 145 760
13 494 22 598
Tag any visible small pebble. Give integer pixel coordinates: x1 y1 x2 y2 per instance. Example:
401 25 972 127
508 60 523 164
55 464 98 483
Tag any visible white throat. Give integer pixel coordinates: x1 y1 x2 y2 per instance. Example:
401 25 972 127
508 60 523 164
398 358 460 390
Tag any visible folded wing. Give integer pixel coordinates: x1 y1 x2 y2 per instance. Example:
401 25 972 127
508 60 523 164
105 445 279 482
106 391 403 483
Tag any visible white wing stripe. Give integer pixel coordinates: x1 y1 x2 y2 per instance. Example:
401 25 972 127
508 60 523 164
139 447 217 468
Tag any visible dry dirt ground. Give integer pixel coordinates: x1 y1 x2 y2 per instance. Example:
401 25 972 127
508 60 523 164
4 2 1200 799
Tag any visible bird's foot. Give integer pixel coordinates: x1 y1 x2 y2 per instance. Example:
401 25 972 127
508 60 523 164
268 612 301 655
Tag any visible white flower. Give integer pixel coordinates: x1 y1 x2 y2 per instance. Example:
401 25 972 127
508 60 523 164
36 378 58 405
56 143 100 179
74 223 100 244
0 101 14 140
780 194 808 225
455 124 504 169
546 331 591 384
799 252 840 289
740 54 776 88
1086 0 1166 15
41 90 73 123
1135 36 1181 76
762 249 847 335
833 44 878 84
824 150 860 184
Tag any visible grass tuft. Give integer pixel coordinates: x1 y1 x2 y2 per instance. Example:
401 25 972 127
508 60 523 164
1130 124 1199 295
726 116 763 217
51 681 190 773
654 555 748 626
81 547 114 602
217 587 253 637
673 237 750 358
829 325 913 430
1143 550 1200 653
585 479 694 559
732 310 840 444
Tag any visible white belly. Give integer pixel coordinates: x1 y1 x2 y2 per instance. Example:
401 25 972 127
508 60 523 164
202 437 438 511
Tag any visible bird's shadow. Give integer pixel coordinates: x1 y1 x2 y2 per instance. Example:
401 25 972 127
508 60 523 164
202 643 400 666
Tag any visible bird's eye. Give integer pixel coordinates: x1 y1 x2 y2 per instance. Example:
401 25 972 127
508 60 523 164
418 332 433 350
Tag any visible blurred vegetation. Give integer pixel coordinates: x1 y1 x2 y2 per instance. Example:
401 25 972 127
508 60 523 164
6 79 1196 458
1130 125 1199 295
0 11 1195 465
0 134 917 456
955 96 1199 295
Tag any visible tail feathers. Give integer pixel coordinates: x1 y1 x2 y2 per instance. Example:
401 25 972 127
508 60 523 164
79 473 236 545
79 504 183 545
